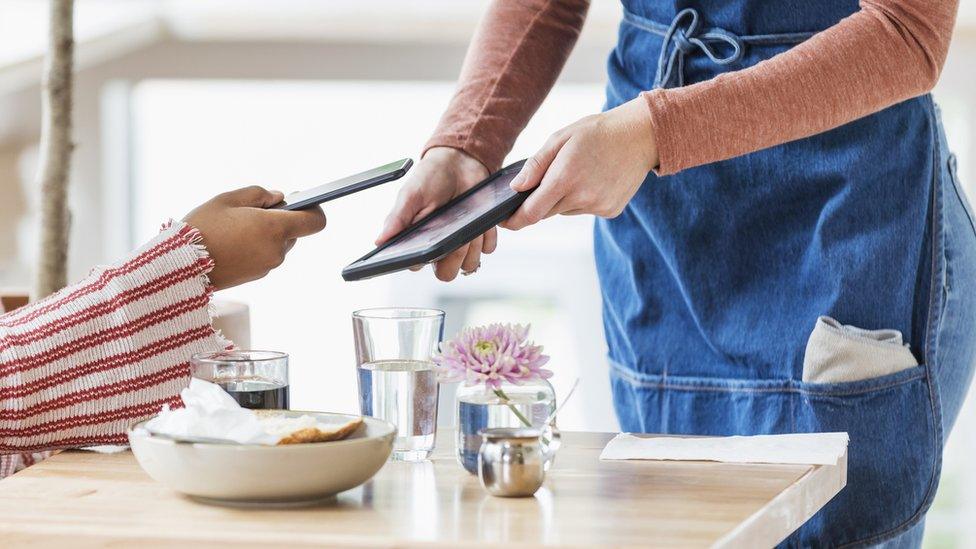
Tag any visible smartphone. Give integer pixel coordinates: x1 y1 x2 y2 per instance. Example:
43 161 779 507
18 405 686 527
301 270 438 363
272 158 413 210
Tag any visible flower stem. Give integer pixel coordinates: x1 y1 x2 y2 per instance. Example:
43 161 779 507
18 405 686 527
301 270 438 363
493 388 533 428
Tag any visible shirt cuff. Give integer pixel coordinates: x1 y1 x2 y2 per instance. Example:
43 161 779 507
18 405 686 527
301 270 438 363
424 135 506 173
642 89 686 177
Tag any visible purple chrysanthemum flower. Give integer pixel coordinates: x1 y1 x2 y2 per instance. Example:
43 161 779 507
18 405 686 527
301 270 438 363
433 323 552 390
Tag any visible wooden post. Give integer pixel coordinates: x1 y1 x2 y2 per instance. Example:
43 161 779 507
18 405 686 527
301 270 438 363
33 0 75 299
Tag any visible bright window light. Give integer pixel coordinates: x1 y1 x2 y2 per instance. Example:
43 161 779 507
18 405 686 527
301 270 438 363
131 79 617 430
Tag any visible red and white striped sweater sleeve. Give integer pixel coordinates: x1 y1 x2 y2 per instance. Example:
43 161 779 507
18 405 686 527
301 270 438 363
0 221 231 461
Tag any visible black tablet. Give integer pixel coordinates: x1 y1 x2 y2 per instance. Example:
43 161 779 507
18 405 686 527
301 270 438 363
342 159 529 281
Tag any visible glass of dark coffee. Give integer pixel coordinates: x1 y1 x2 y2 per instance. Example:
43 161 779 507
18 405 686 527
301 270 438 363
191 350 289 410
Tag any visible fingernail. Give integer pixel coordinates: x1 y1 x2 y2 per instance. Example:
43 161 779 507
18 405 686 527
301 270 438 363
510 172 525 191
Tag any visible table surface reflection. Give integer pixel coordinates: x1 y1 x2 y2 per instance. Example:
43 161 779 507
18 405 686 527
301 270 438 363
0 430 845 548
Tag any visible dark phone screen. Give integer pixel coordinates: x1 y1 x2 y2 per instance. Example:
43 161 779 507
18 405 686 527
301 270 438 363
367 169 520 262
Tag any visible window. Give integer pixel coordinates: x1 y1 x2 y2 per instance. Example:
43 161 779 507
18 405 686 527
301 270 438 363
131 79 618 431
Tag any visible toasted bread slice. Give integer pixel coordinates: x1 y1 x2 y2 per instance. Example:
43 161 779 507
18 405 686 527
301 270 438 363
276 418 363 445
274 417 364 445
251 411 365 445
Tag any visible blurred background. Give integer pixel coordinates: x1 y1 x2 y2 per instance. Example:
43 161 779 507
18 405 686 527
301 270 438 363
1 1 974 544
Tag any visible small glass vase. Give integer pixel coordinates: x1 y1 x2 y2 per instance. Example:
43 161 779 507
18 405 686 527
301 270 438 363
455 379 558 475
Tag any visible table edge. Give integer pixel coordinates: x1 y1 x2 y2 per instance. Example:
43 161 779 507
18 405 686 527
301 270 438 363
714 450 849 548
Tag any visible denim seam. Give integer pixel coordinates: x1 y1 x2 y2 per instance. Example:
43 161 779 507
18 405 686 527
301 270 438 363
609 362 925 398
839 98 947 548
947 153 976 241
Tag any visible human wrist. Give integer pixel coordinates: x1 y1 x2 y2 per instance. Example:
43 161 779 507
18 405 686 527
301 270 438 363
614 98 659 173
423 146 490 180
179 217 225 290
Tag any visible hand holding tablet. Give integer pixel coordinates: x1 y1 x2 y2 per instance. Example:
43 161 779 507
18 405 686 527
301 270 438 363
267 156 530 281
343 160 529 281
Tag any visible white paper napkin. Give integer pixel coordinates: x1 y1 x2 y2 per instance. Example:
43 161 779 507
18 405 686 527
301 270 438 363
144 378 280 445
599 432 849 465
142 378 347 445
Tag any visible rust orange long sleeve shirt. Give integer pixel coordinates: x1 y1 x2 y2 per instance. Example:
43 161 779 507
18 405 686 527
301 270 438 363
426 0 958 176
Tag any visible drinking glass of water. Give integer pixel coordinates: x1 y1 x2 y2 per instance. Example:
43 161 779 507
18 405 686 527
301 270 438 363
191 350 289 410
353 308 444 461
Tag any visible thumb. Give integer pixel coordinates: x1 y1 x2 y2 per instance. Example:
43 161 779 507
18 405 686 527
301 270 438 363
377 188 424 244
221 186 285 208
271 206 328 239
510 131 570 192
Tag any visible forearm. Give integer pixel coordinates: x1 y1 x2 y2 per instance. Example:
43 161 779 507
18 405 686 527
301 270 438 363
426 0 590 171
644 0 958 175
0 222 230 454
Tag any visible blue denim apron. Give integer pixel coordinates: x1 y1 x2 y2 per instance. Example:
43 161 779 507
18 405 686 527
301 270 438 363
598 1 976 546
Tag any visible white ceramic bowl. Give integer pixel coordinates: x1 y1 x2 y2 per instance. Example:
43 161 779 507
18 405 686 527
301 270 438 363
128 412 395 505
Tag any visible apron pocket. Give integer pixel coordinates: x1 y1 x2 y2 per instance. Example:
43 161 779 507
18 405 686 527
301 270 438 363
609 362 939 546
795 366 938 546
801 316 918 384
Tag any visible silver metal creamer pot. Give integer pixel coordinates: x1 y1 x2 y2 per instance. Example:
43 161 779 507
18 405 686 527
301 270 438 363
478 427 559 497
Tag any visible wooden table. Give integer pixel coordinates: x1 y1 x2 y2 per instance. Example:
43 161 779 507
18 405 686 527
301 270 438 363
0 431 846 548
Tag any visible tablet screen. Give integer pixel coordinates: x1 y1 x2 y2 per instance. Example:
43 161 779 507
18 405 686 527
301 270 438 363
368 169 520 262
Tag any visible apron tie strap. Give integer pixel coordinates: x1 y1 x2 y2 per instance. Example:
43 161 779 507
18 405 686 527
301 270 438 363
656 8 743 89
623 7 818 89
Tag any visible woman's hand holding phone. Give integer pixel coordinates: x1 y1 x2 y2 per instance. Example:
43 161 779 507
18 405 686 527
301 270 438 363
183 186 327 290
377 147 493 281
